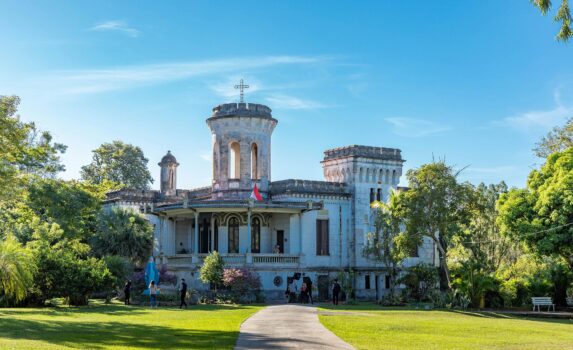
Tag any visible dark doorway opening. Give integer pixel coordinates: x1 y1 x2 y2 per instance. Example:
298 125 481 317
276 230 284 253
318 275 329 301
199 219 209 253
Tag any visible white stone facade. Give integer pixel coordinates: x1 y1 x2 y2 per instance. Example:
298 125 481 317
105 102 439 301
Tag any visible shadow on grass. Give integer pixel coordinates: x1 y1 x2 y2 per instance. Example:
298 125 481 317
446 309 573 325
0 317 239 349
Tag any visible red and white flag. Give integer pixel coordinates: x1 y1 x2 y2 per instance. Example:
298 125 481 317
250 183 263 201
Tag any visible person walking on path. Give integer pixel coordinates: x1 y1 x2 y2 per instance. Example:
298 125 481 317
300 282 308 304
332 279 341 306
179 278 188 309
149 280 158 308
123 280 131 305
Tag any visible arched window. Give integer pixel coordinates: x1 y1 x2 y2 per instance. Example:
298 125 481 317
392 170 397 184
251 218 260 253
228 217 240 253
251 143 258 179
229 142 240 179
385 169 390 184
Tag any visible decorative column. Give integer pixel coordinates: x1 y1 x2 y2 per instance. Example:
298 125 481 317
194 211 199 254
210 216 215 252
247 209 252 254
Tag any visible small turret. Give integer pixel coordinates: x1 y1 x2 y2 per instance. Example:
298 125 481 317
158 150 179 196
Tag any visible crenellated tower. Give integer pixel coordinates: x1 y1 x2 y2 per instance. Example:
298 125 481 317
206 103 278 199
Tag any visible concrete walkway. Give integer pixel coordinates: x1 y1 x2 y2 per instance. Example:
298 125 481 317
234 304 355 350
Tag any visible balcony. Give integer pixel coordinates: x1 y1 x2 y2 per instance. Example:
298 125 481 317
165 253 299 267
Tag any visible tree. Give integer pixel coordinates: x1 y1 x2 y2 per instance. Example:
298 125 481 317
395 161 471 290
498 147 573 270
0 95 66 201
25 178 102 240
534 118 573 158
92 209 154 264
103 255 133 297
459 182 517 273
0 235 36 304
81 141 153 190
363 190 404 297
199 251 224 291
27 220 113 306
531 0 572 42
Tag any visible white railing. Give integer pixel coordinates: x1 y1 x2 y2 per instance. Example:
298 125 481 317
166 255 193 266
252 254 299 264
222 254 247 265
166 253 298 266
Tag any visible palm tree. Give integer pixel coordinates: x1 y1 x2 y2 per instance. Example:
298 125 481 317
0 235 36 304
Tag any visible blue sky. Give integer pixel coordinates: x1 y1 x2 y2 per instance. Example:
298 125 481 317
1 1 572 189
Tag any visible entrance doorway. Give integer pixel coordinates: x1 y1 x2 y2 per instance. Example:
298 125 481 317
318 275 329 301
276 230 284 253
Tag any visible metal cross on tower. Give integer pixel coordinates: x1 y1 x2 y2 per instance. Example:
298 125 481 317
234 79 249 103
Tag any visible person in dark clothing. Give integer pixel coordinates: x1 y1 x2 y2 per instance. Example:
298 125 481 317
332 279 341 306
124 280 131 305
304 277 314 304
179 278 188 309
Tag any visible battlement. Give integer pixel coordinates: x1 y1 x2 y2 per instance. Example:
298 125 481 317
323 145 404 162
209 103 275 120
270 179 350 196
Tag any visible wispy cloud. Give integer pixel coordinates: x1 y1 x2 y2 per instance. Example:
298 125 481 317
465 165 518 174
45 56 326 95
385 117 452 137
265 94 328 110
90 20 140 38
495 90 573 131
199 152 211 162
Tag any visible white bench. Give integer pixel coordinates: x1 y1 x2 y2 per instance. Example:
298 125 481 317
531 297 555 312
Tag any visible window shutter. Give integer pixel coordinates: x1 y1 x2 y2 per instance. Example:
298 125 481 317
324 219 329 255
316 219 321 255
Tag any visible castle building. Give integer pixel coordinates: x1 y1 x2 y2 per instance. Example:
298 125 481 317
106 101 438 300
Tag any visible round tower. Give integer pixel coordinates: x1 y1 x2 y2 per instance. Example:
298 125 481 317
206 103 277 199
158 150 179 196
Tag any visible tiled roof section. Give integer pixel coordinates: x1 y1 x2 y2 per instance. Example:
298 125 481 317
323 145 403 162
186 186 212 200
270 179 350 196
105 189 160 203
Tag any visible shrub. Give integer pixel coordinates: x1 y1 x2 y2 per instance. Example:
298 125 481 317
200 251 224 291
399 264 439 302
222 267 262 303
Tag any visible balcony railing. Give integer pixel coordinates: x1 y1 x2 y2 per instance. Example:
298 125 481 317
252 254 299 264
166 253 299 266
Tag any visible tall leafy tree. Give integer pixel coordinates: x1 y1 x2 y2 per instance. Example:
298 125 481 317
363 190 404 296
25 178 102 240
395 161 471 289
531 0 572 42
92 209 154 264
0 95 66 200
534 117 573 158
498 147 573 269
81 141 153 190
0 234 36 304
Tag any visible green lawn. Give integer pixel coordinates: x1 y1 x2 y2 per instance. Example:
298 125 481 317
0 301 262 350
318 304 573 350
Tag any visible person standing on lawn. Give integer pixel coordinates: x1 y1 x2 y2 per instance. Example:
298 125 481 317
149 280 158 308
332 279 341 306
179 278 188 309
123 280 131 305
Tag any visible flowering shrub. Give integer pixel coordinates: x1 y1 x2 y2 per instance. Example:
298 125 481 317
222 268 262 303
